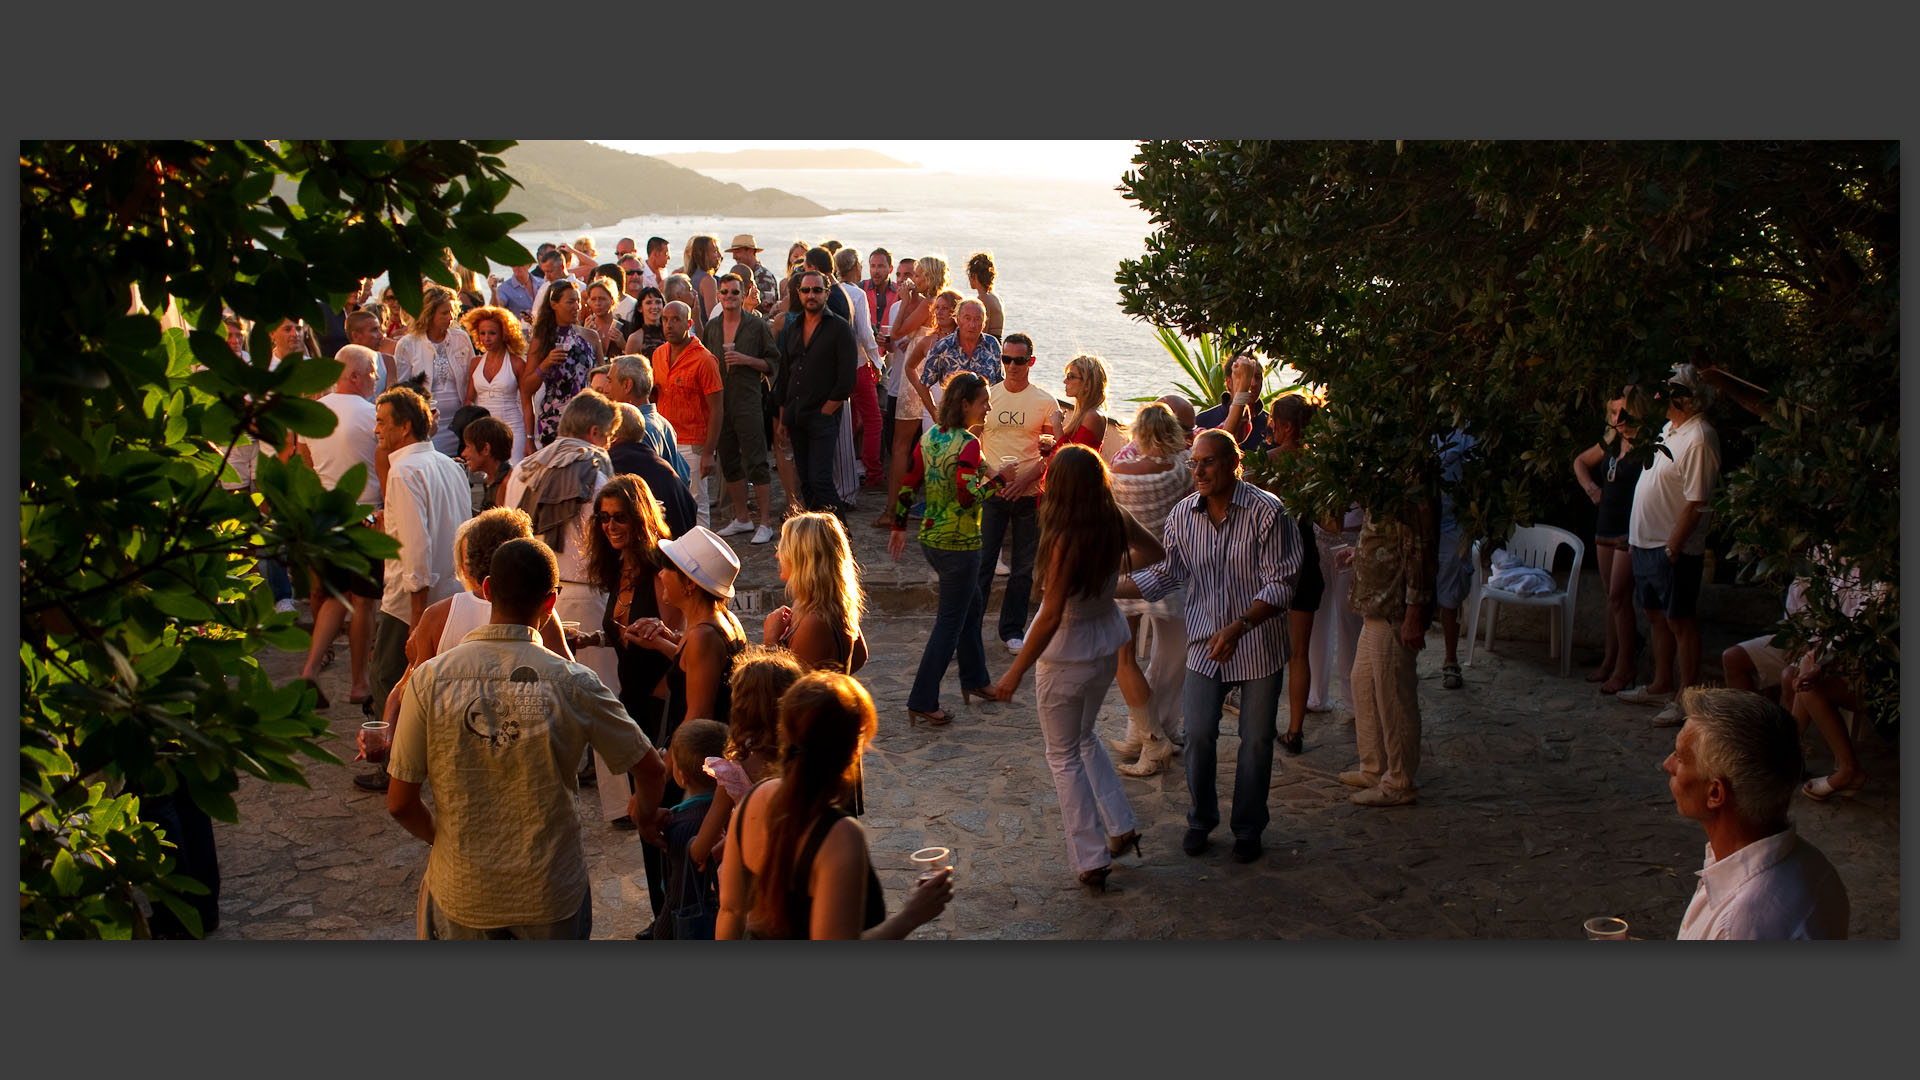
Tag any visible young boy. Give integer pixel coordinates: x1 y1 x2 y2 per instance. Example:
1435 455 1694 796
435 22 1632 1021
649 719 729 940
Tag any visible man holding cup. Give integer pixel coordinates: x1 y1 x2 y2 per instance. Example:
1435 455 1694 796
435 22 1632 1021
974 332 1057 653
700 272 780 545
1663 687 1849 939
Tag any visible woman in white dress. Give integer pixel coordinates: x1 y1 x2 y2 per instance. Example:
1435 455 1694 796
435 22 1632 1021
393 285 476 456
459 305 533 467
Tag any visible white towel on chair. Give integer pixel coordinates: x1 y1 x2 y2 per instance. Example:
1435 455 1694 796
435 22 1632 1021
1488 549 1556 595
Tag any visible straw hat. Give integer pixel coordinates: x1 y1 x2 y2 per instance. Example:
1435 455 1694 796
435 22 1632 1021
727 234 763 254
659 526 741 599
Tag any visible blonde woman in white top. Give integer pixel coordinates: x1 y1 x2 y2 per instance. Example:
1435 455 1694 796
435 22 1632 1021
393 285 476 456
1107 402 1193 775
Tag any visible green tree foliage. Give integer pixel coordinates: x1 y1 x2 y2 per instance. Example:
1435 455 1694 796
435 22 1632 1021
1117 140 1897 725
19 141 533 938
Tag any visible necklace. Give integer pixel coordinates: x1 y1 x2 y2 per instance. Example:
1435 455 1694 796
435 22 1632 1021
1606 452 1618 484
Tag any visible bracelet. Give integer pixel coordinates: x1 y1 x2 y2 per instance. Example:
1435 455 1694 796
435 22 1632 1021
1231 391 1254 406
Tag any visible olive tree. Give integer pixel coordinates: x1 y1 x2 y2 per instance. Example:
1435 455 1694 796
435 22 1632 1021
19 140 533 938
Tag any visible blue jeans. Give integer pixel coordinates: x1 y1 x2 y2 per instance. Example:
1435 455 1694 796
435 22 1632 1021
909 544 991 711
1182 666 1284 840
264 557 294 603
976 493 1040 642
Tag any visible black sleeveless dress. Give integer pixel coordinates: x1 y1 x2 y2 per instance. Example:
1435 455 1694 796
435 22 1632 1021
605 564 672 744
736 780 886 939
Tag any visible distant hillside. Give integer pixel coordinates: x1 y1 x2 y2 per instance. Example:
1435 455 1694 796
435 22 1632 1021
496 141 832 225
655 148 920 170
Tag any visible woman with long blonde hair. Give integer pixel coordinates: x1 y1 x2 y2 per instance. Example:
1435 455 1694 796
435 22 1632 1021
393 284 475 455
684 234 724 316
765 511 869 674
1059 353 1120 460
1106 401 1194 775
989 445 1165 891
716 672 952 939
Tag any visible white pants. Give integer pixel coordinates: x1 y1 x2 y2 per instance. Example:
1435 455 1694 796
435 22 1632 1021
558 584 628 823
1310 527 1363 711
1036 654 1137 873
1138 607 1189 741
676 444 711 528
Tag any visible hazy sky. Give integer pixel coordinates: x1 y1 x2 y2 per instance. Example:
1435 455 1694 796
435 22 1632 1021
593 140 1141 181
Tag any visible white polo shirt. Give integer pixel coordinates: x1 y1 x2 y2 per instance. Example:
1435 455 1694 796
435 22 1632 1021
1628 412 1719 553
381 440 473 623
308 392 381 506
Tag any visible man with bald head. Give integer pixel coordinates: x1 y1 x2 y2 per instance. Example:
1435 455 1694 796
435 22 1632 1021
1157 393 1198 447
650 300 724 527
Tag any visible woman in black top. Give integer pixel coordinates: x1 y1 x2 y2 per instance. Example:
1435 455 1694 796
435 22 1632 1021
1573 391 1646 694
627 526 749 735
716 672 952 939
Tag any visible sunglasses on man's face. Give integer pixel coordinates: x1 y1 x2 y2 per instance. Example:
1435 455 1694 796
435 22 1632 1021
798 286 827 294
1003 354 1032 365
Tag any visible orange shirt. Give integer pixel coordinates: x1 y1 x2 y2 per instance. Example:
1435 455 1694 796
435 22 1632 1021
651 337 723 445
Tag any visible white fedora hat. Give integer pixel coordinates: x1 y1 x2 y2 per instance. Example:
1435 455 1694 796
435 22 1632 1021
659 526 741 599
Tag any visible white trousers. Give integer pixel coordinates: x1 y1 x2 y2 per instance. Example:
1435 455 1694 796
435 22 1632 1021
1036 654 1137 873
558 584 628 823
1134 605 1189 741
676 444 711 528
1310 527 1363 710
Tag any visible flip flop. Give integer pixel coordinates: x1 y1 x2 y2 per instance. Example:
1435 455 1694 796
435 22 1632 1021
1802 774 1864 801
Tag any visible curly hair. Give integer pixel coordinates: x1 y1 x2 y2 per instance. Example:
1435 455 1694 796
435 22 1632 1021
459 305 528 357
778 512 865 653
1036 444 1128 602
584 474 670 594
916 256 950 296
1129 401 1187 460
725 645 804 765
455 507 535 592
753 672 879 937
966 251 995 290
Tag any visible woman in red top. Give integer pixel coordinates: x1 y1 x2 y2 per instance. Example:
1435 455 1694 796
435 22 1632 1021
1059 353 1120 459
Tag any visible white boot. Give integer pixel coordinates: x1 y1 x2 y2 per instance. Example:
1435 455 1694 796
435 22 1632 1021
1118 733 1175 777
1105 708 1151 760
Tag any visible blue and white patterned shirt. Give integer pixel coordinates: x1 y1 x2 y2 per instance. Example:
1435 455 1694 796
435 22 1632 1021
1131 480 1301 681
920 331 1002 390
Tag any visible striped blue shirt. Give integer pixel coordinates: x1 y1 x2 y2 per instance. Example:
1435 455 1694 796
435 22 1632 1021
1131 481 1301 681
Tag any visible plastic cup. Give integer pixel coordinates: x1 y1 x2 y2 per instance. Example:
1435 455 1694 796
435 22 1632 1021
1584 916 1629 941
910 846 953 883
361 721 391 765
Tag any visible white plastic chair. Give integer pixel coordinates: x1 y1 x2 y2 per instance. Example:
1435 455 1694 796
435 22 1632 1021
1463 525 1584 677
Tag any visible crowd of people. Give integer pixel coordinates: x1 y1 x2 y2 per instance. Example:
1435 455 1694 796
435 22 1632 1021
208 232 1868 941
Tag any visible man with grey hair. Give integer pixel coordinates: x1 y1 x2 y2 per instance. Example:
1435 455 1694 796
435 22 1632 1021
1664 687 1849 939
664 273 698 318
1621 363 1722 726
607 354 692 486
1156 393 1198 447
503 390 631 823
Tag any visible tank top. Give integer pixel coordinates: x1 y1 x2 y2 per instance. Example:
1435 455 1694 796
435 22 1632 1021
665 622 746 734
735 780 885 939
1595 439 1643 538
605 566 671 742
1039 571 1132 663
437 592 491 654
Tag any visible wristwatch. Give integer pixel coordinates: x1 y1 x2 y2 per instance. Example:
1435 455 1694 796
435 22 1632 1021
1236 616 1257 634
1664 545 1679 563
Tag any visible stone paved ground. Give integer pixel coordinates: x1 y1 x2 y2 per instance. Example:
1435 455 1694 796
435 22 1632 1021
214 478 1900 940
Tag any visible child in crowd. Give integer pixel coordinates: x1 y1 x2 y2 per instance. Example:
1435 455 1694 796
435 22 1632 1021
690 646 803 870
653 719 730 940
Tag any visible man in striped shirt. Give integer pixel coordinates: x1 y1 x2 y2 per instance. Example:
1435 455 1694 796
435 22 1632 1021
1120 429 1301 863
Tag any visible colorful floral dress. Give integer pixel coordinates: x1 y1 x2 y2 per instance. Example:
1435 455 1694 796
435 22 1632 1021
533 325 595 447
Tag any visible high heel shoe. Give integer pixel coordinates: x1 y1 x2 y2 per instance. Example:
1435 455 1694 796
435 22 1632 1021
908 708 952 727
961 686 993 706
1107 829 1141 858
1078 865 1113 893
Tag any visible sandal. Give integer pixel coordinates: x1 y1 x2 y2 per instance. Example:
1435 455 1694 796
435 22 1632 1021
1279 730 1304 755
1802 774 1864 801
1441 663 1463 690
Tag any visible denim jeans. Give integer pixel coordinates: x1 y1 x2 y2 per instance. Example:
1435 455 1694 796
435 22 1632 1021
788 407 842 512
1181 665 1284 839
976 493 1039 642
264 556 294 603
909 544 991 711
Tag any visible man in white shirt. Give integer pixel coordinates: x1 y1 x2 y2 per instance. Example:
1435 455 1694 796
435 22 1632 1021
1665 687 1849 939
974 332 1057 653
298 345 384 704
361 386 473 791
502 390 629 823
641 236 670 294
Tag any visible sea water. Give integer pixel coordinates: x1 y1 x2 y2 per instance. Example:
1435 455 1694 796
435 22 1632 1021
504 168 1188 408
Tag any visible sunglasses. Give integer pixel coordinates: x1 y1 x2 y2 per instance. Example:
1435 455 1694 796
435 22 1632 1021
798 286 827 294
719 289 743 296
1003 355 1032 366
594 510 637 526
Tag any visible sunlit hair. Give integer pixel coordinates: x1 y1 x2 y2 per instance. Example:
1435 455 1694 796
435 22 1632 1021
407 285 460 336
1268 393 1318 439
376 386 431 441
717 271 745 294
966 251 996 290
610 402 647 445
528 278 579 362
583 278 619 312
684 234 722 277
833 247 862 284
1061 353 1111 439
754 672 879 937
938 370 989 432
725 645 804 764
932 289 964 326
1036 445 1128 602
669 719 729 786
585 474 670 593
459 305 527 357
1129 401 1187 460
557 389 616 440
786 241 810 271
455 507 535 592
610 354 652 399
779 512 866 656
916 256 949 295
487 537 558 615
1680 687 1803 832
